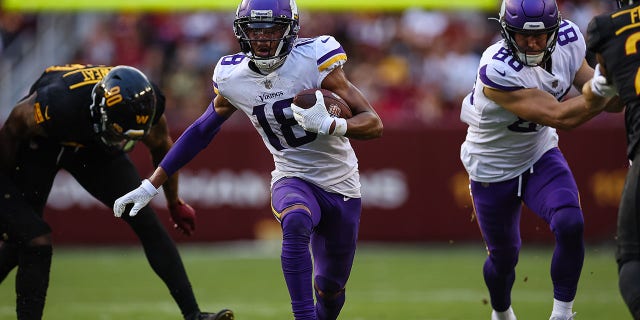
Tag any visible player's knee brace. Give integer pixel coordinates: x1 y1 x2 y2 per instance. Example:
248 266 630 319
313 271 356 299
314 275 345 301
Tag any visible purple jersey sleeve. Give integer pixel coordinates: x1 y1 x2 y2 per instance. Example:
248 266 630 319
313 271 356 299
159 102 226 176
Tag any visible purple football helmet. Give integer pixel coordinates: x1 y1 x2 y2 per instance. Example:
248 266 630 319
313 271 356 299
499 0 561 66
233 0 300 73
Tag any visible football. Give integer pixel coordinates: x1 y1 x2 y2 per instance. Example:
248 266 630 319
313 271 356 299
293 88 353 119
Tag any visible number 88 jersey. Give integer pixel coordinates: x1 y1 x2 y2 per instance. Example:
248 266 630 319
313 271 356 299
460 19 585 183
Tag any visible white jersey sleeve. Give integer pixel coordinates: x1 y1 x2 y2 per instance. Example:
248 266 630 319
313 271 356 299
460 20 585 183
212 36 361 198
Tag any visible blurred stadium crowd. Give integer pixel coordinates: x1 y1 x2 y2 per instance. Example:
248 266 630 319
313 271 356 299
0 0 619 130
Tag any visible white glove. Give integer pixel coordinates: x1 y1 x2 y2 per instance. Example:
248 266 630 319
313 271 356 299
113 179 159 217
590 63 617 98
291 90 335 135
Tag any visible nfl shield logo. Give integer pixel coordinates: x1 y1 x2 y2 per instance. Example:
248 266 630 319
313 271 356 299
552 80 558 88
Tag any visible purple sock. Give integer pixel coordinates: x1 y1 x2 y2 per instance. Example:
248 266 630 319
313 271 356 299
314 275 346 320
483 248 517 311
281 211 315 320
550 207 584 301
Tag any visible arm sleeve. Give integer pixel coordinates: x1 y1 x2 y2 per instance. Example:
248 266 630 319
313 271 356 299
159 102 227 176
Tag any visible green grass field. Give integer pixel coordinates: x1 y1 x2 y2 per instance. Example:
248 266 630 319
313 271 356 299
0 242 629 319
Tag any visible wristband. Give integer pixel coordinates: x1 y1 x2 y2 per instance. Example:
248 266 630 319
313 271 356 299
331 118 348 136
141 179 159 196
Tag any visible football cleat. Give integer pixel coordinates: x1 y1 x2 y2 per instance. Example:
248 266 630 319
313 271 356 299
549 312 577 320
199 309 234 320
491 306 517 320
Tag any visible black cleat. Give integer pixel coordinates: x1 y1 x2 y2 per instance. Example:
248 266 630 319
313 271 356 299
199 309 234 320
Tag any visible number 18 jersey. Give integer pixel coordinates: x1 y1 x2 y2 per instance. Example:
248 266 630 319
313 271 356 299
460 19 585 183
212 36 361 198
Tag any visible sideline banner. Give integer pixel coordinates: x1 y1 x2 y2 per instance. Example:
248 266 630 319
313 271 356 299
44 126 627 244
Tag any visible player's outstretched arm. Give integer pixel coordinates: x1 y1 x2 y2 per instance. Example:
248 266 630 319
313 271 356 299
142 115 197 235
582 58 624 113
485 59 621 131
113 96 235 220
143 115 181 204
484 84 605 131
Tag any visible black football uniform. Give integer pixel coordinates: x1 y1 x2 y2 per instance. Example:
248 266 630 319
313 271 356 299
0 172 51 244
1 64 203 318
587 5 640 159
27 64 164 151
12 64 164 213
587 5 640 266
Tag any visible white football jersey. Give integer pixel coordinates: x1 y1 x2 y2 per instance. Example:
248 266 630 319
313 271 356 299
460 20 586 183
213 36 361 198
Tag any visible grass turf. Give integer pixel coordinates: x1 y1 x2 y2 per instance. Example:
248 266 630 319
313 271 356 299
0 242 628 319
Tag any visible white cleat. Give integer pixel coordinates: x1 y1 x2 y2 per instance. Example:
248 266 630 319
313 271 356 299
549 312 577 320
491 306 517 320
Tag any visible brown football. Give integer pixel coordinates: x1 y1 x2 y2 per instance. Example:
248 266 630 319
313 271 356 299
293 88 353 119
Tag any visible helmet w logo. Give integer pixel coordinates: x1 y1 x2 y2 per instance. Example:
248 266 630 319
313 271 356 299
136 115 150 124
